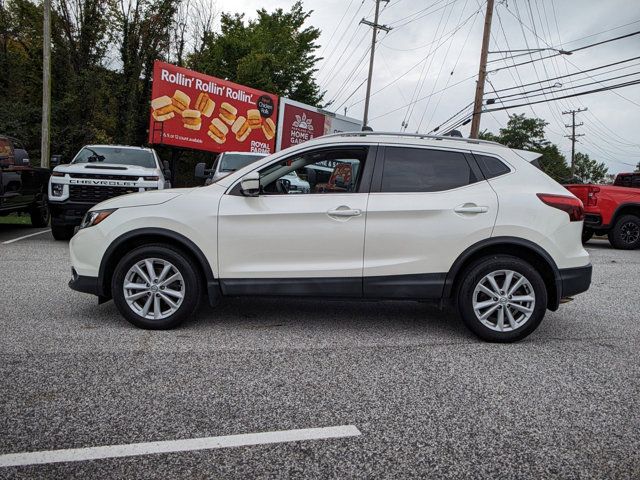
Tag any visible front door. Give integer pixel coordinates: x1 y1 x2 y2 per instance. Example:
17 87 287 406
217 146 374 297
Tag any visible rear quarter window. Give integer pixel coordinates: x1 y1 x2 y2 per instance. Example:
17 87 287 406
474 154 511 179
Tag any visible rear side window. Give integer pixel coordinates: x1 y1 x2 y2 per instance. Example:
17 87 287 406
475 154 511 179
381 147 478 193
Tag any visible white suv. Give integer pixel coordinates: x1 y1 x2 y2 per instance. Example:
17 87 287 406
68 132 591 342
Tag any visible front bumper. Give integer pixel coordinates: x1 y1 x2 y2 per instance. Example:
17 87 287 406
559 263 592 298
69 268 100 295
49 201 94 226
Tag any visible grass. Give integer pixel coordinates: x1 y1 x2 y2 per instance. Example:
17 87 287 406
0 213 31 225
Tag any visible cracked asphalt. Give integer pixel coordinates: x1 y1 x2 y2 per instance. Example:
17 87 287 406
1 223 638 479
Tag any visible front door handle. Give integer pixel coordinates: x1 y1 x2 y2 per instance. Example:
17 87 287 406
327 207 362 217
454 204 489 214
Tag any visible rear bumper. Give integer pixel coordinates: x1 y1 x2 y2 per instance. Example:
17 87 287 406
559 263 592 298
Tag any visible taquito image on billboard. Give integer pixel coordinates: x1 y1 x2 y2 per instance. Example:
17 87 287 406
148 61 278 154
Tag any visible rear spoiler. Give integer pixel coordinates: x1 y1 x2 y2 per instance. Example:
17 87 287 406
512 149 543 169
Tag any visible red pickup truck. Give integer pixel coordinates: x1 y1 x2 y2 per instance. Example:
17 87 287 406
565 182 640 249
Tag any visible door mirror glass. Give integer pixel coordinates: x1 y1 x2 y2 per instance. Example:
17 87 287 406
50 154 62 167
194 162 208 179
240 171 260 196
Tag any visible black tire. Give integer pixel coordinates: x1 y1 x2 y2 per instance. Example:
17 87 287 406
581 227 594 244
111 244 201 329
607 214 640 250
456 255 548 343
51 224 75 241
30 195 50 227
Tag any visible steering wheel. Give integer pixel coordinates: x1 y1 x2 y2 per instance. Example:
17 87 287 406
276 178 291 194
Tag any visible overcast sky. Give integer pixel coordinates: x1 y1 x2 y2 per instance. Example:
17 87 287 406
215 0 640 173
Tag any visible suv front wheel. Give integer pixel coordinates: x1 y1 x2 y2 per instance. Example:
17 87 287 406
457 255 547 342
111 244 201 329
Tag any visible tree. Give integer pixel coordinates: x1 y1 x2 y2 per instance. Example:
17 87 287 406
635 161 640 173
573 152 608 184
190 1 323 106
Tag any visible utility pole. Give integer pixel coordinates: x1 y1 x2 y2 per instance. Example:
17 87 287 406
469 0 495 139
41 0 52 168
563 107 587 177
361 0 391 129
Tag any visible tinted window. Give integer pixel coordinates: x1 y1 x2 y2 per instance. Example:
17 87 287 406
73 147 157 168
475 154 511 179
381 147 477 193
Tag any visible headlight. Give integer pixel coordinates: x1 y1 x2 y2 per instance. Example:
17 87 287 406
79 209 116 229
51 183 64 197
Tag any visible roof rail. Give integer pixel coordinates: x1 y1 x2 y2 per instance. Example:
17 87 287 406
321 131 504 147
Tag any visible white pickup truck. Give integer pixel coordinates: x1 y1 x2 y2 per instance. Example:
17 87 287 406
48 145 170 240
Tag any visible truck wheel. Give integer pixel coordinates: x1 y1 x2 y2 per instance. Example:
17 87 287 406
111 244 201 330
30 197 50 227
51 225 75 241
581 228 594 244
608 214 640 250
456 255 547 343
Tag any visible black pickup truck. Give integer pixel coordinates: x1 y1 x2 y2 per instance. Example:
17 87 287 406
0 135 51 227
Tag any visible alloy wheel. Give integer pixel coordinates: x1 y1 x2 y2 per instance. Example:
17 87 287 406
123 258 185 320
620 221 640 245
472 269 536 332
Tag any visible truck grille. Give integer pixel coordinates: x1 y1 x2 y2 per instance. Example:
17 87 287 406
69 185 138 203
69 173 140 181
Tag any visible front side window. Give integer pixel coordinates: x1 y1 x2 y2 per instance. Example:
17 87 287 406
381 147 478 193
259 147 368 195
73 147 157 169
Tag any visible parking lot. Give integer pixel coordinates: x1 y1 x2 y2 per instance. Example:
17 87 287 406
0 224 638 478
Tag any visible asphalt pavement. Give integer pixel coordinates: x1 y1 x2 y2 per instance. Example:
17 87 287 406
0 224 638 479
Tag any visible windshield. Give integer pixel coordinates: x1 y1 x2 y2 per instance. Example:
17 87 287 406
73 147 157 168
219 154 265 172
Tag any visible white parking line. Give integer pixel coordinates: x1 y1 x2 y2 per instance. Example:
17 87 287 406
1 229 51 245
0 425 361 467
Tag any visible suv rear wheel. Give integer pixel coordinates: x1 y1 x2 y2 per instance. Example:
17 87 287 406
457 255 547 342
608 214 640 250
111 244 201 329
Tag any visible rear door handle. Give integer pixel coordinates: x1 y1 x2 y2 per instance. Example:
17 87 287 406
454 205 489 214
327 207 362 217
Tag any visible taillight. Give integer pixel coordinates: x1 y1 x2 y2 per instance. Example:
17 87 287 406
537 193 585 222
586 186 599 207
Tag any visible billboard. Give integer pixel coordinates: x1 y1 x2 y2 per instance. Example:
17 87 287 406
276 98 362 151
148 61 279 154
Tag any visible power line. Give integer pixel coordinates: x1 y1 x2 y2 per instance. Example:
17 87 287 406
487 29 640 74
482 79 640 113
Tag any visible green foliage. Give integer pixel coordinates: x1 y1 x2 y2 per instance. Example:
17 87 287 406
480 114 571 182
0 0 324 185
573 152 608 184
190 1 323 106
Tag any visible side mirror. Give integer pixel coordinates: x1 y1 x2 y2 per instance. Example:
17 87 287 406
194 162 207 179
240 171 260 196
50 155 62 167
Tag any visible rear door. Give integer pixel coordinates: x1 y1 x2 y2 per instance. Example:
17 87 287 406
363 145 498 298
